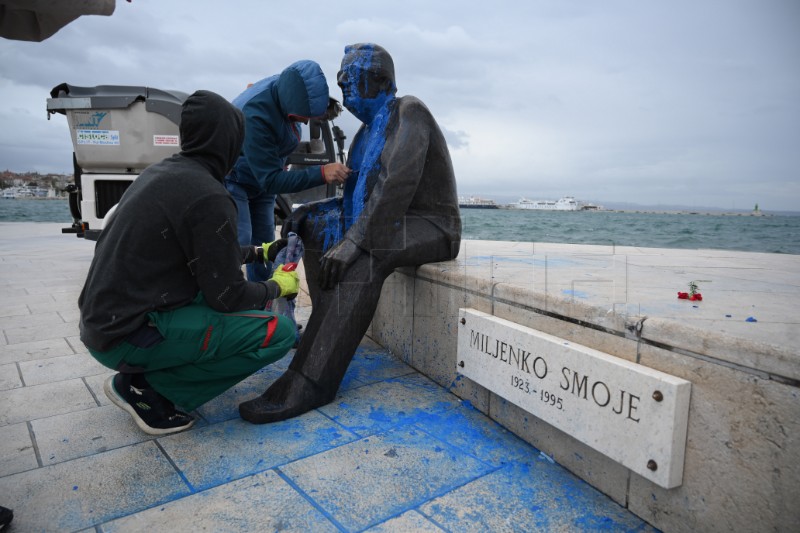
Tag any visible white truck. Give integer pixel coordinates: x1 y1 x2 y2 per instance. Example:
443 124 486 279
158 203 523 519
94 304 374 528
47 83 345 240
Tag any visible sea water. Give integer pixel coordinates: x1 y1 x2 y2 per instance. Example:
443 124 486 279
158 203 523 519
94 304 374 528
460 209 800 255
0 199 72 223
2 199 799 255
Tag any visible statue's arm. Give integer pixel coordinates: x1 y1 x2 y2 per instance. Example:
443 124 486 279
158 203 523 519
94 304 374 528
281 196 342 238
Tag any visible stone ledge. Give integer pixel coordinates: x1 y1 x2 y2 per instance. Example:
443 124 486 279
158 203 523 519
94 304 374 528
414 240 800 382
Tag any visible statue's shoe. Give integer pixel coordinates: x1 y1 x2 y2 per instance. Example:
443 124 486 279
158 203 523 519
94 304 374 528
239 369 334 424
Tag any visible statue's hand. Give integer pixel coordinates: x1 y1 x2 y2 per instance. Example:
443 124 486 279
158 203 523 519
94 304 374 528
319 238 360 290
281 204 312 238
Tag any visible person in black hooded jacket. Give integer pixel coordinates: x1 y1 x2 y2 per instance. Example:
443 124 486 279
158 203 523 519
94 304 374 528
78 90 299 435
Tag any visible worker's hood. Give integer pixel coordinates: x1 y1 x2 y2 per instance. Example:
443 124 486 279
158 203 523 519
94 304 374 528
179 90 244 182
274 60 329 120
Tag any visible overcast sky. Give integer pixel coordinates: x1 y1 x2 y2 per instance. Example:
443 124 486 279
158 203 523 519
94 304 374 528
1 0 798 211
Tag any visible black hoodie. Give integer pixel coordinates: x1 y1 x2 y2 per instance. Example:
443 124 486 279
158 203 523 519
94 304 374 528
79 90 278 352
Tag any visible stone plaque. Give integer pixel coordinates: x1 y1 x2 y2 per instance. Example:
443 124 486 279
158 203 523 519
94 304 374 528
457 308 691 488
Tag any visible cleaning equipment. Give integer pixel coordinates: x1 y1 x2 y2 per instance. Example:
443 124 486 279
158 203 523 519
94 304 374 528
267 232 305 344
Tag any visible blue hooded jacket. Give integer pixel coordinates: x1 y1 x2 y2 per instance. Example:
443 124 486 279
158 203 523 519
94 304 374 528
225 60 330 193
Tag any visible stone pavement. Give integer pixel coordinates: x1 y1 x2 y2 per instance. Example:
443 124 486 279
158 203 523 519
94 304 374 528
0 223 656 532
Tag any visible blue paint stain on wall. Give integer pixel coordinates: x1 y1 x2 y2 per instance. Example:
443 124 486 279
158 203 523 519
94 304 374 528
469 255 539 265
562 289 589 299
464 255 582 269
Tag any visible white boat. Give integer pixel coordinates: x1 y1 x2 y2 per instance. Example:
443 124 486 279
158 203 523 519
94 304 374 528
458 195 499 209
1 186 33 199
516 196 579 211
1 186 57 199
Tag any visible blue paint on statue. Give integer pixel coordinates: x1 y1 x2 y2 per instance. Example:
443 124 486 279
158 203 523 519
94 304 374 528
347 103 392 231
338 46 396 232
309 207 343 252
303 44 398 253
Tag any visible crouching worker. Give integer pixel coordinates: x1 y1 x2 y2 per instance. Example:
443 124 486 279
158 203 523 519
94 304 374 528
78 90 299 436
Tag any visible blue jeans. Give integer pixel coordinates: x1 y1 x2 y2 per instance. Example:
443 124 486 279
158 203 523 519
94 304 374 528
225 180 276 282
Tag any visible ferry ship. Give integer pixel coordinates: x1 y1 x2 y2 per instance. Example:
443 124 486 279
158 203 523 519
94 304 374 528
1 186 57 199
458 196 499 209
515 196 579 211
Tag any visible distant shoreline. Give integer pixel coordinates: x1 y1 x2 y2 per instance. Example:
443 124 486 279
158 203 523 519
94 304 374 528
0 197 67 201
490 205 776 217
605 208 772 217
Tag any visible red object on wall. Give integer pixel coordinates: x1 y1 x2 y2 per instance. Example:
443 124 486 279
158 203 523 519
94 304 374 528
677 292 702 301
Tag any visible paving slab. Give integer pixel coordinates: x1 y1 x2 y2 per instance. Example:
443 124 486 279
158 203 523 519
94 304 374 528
159 413 359 492
0 378 96 425
318 374 465 436
0 442 191 532
101 470 338 532
31 404 156 466
19 352 108 386
0 362 21 391
0 422 37 477
0 223 659 532
365 510 443 532
418 459 653 532
279 426 496 532
0 337 76 365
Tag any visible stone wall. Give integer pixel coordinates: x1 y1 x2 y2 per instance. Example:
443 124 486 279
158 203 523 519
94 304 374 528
368 252 800 533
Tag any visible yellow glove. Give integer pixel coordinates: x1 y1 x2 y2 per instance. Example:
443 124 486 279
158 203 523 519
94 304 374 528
260 239 288 263
270 263 299 298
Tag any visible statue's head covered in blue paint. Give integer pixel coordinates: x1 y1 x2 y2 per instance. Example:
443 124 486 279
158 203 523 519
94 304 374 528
337 43 397 123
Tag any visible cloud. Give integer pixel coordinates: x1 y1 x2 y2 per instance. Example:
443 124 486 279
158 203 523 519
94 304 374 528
0 0 798 210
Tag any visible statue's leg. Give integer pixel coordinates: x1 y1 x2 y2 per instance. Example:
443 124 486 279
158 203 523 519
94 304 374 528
239 217 455 424
239 251 382 423
293 253 383 388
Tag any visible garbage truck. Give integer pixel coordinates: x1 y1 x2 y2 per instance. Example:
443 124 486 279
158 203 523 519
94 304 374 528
47 83 345 240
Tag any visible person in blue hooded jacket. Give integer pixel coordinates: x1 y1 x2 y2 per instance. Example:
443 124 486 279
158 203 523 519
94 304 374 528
225 60 351 283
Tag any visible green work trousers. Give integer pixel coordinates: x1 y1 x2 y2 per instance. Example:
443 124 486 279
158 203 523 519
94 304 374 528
88 296 295 411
